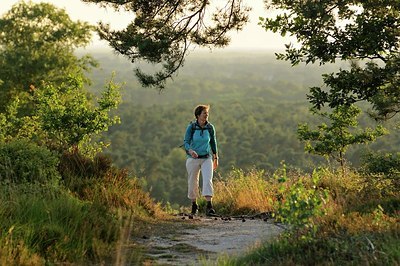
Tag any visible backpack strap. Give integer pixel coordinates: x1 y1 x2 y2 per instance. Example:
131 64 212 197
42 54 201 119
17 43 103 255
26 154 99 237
206 123 214 139
184 121 217 155
190 120 197 140
190 121 214 139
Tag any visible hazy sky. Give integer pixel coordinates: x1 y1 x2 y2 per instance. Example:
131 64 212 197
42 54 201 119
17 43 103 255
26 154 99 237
0 0 293 51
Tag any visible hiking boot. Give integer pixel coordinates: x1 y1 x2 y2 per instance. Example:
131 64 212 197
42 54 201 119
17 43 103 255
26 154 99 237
191 202 198 215
206 207 216 216
206 201 216 216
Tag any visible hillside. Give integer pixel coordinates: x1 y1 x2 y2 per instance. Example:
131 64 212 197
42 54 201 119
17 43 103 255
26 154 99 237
84 49 399 206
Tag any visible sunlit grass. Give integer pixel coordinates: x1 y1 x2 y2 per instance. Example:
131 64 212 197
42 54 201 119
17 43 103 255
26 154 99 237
0 183 118 264
1 147 398 265
213 168 276 215
215 168 400 265
0 150 165 265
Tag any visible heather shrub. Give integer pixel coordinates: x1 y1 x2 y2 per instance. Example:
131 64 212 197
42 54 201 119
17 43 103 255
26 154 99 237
0 140 60 185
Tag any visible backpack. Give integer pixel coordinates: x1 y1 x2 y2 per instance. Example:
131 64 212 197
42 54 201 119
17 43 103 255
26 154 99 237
180 121 214 148
189 121 214 140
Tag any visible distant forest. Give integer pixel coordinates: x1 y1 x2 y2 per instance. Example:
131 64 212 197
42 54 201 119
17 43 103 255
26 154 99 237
86 50 399 205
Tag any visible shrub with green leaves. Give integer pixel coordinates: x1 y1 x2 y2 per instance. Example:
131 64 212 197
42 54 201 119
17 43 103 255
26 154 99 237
0 140 60 184
298 104 387 173
274 166 329 238
0 75 121 156
362 152 400 180
35 76 121 155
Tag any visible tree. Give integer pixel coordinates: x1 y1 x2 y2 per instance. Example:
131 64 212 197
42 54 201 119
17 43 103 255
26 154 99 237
0 2 122 155
82 0 251 89
0 75 122 155
260 0 400 121
0 1 96 112
297 104 387 173
34 76 122 154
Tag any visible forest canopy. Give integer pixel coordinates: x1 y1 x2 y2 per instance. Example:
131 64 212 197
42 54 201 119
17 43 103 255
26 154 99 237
89 51 399 205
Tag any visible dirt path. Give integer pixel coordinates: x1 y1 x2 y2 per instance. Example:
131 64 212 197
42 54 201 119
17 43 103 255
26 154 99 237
133 214 285 265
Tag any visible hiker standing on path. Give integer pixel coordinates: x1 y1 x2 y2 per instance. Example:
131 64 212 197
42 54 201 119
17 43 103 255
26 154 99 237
184 104 219 216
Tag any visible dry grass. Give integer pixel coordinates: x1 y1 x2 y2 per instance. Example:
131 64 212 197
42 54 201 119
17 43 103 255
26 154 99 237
214 167 400 265
0 234 44 266
213 168 276 215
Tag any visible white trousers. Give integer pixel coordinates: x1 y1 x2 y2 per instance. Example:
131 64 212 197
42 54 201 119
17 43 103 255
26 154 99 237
186 157 214 200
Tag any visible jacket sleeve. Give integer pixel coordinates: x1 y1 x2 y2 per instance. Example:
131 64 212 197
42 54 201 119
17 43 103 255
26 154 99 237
184 124 192 152
209 124 218 155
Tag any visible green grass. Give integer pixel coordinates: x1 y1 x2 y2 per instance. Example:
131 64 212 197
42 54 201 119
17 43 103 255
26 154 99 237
0 183 118 264
212 168 400 266
1 150 399 265
0 151 164 265
224 229 399 266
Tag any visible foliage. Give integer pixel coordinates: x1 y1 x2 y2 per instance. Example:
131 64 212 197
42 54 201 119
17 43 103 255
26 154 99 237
0 75 121 155
219 169 400 266
298 104 387 170
0 140 60 185
273 165 329 238
0 97 43 143
208 166 331 232
362 151 400 180
34 76 122 154
261 0 400 121
227 229 400 266
83 0 251 88
0 1 96 113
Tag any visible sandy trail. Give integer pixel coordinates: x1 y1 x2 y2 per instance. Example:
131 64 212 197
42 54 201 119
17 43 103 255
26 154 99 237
134 214 285 265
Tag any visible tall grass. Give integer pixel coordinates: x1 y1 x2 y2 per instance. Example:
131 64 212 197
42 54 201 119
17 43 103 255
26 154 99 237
0 149 164 265
0 182 118 264
59 150 164 217
213 168 276 215
215 167 400 265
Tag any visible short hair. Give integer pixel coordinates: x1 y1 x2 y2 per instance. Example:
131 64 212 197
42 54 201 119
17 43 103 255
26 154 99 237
194 104 210 118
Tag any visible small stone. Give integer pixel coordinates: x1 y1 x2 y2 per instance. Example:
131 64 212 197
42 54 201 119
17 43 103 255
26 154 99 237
242 218 246 222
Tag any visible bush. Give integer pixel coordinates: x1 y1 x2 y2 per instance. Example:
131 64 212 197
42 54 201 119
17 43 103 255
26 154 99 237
362 152 400 180
273 166 329 238
0 140 60 184
60 149 163 216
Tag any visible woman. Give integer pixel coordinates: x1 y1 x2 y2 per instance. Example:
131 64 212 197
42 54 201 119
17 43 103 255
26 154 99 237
184 104 219 216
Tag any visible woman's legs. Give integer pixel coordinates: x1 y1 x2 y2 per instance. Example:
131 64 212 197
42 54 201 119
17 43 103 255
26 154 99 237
201 158 215 215
186 158 215 215
201 158 214 198
186 158 201 200
186 158 201 215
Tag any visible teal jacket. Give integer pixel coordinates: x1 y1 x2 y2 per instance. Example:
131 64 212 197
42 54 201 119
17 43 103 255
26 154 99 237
184 121 218 158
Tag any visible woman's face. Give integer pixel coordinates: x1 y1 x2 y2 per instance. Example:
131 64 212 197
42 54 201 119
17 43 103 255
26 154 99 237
198 109 209 121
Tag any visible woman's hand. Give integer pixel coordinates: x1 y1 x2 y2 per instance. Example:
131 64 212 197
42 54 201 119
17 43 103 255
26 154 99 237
189 149 198 158
213 155 219 170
